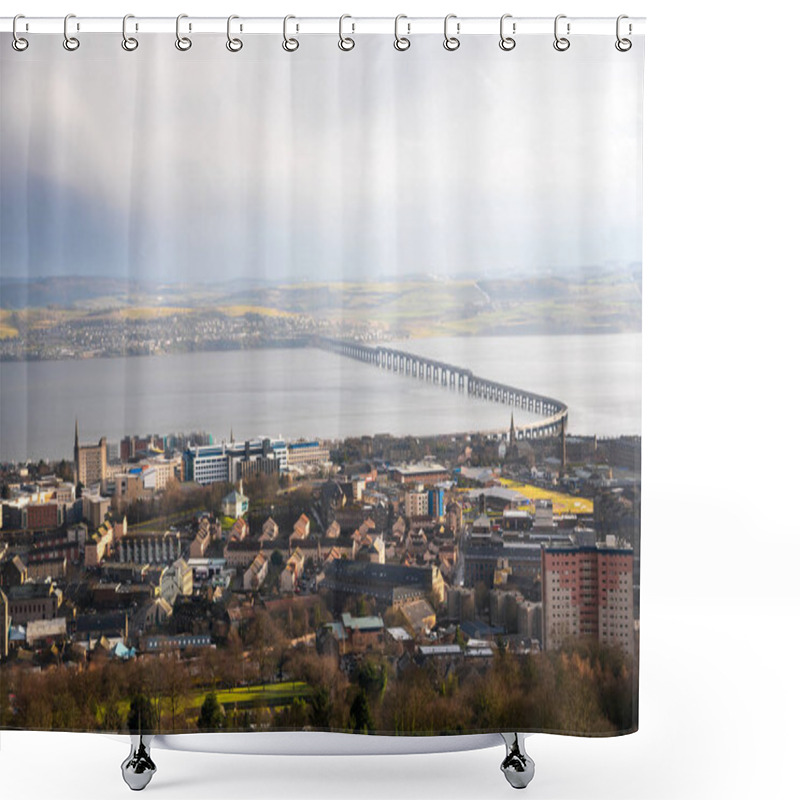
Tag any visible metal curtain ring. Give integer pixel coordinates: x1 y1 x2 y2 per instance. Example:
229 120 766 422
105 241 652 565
499 14 515 51
12 14 29 51
175 14 192 51
63 13 80 51
338 14 355 51
443 14 460 51
615 14 632 51
283 15 299 51
394 15 410 51
553 14 570 51
226 15 243 51
122 14 138 51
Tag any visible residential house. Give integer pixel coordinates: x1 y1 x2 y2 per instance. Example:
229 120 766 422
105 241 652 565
229 517 249 542
221 487 249 518
243 552 269 591
290 514 311 545
260 517 279 542
279 548 305 593
224 540 265 569
160 558 193 606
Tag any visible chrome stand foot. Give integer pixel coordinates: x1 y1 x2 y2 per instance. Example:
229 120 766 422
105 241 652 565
121 734 157 791
500 733 535 789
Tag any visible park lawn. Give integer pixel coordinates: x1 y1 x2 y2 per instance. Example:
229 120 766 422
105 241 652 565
497 478 593 515
188 681 312 710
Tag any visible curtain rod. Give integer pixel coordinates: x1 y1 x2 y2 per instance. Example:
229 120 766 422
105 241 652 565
1 16 645 36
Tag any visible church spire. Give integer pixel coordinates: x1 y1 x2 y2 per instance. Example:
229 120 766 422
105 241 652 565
74 418 81 487
509 412 516 444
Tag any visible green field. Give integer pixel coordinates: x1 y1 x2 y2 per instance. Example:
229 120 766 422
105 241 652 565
187 681 312 710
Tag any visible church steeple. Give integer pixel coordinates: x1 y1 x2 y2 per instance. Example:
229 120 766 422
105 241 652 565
74 418 80 485
509 412 516 444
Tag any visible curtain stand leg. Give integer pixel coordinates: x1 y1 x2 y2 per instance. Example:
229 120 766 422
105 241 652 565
121 734 157 791
500 733 535 789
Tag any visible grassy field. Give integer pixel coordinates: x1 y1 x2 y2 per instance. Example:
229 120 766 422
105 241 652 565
186 681 312 710
497 478 594 515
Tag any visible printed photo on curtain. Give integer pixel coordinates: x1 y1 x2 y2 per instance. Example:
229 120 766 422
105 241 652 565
0 15 643 789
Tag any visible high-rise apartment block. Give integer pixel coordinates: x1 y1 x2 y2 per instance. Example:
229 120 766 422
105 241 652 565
542 539 634 655
74 420 107 488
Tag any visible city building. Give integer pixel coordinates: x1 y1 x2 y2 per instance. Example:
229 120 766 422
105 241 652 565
405 488 428 518
341 612 385 653
160 558 193 606
221 486 249 518
190 520 211 558
116 532 184 565
534 499 554 528
74 420 108 487
517 600 542 640
400 598 436 635
389 462 449 485
0 555 28 587
26 617 68 648
143 633 213 653
82 493 111 530
184 437 282 486
6 583 61 624
447 585 476 622
428 487 445 519
223 540 264 569
542 538 635 655
85 522 115 567
24 501 62 531
0 588 8 658
26 556 67 582
286 440 330 470
321 561 445 606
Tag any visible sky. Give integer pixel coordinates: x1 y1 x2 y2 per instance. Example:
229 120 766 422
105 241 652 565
0 32 643 284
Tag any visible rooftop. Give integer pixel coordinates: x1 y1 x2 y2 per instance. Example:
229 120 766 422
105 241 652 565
342 612 384 632
419 644 461 656
391 462 448 475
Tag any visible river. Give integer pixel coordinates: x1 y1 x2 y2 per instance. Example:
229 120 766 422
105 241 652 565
0 333 640 462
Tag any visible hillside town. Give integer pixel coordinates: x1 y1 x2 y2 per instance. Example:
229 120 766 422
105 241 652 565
0 420 640 735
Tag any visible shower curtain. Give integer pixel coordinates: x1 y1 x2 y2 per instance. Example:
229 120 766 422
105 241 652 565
0 20 643 738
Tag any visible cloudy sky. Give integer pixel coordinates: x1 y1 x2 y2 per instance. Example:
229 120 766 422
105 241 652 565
1 33 643 284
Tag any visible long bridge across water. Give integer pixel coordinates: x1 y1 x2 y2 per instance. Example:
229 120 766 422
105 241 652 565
315 337 568 439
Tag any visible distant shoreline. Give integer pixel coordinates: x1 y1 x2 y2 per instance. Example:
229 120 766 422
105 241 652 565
0 327 641 365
